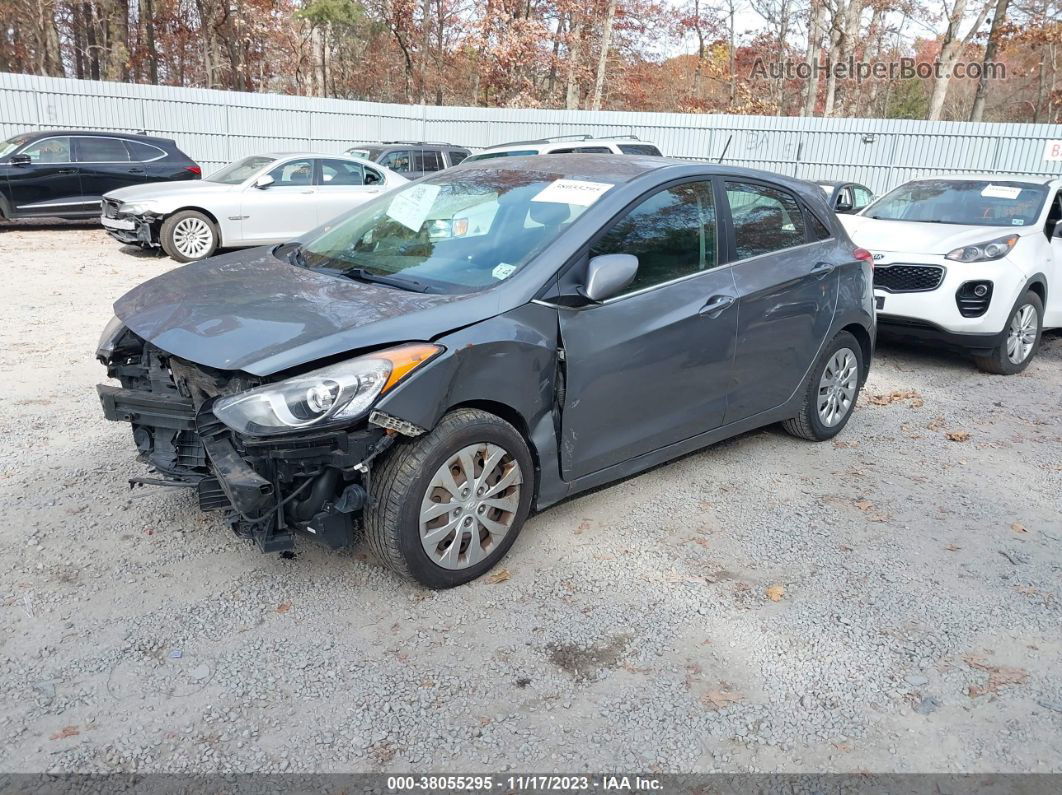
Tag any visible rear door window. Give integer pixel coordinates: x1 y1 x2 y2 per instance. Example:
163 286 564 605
75 137 130 162
415 151 443 171
318 159 366 186
725 181 806 260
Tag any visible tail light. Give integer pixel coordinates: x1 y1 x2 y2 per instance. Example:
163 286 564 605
186 165 202 176
853 247 874 266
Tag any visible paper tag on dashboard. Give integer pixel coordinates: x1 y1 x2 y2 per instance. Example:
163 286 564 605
492 263 516 280
981 185 1022 200
386 184 441 231
532 179 613 206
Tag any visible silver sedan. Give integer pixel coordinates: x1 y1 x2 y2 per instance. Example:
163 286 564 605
100 152 408 261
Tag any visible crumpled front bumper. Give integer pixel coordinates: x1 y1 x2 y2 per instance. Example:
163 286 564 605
98 381 389 553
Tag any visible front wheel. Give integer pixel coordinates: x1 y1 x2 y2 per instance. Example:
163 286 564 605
365 409 534 588
160 210 219 262
782 331 864 442
972 290 1043 375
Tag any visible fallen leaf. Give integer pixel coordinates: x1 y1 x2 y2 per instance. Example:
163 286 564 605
275 602 291 614
702 688 743 710
964 655 1028 697
486 568 511 584
927 416 946 432
866 389 922 407
50 725 79 740
1011 522 1028 534
945 544 961 551
575 519 591 534
766 583 785 602
853 498 875 512
946 430 971 442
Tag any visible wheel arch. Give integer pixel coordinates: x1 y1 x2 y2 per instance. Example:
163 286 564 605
1024 274 1047 308
840 322 873 384
165 206 225 245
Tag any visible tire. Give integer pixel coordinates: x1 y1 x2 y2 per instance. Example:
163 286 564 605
160 210 219 262
365 408 534 589
782 331 864 442
972 290 1043 375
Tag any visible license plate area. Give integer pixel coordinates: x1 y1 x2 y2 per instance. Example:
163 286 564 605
101 216 136 230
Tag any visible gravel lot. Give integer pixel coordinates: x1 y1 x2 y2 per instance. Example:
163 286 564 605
1 223 1061 774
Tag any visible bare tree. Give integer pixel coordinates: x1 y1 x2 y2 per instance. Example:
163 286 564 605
926 0 993 119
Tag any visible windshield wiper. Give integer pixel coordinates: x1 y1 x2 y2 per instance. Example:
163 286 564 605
341 266 433 293
287 245 307 268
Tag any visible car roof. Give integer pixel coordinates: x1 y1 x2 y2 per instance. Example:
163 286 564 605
15 129 177 145
910 173 1059 186
456 153 827 198
347 141 468 150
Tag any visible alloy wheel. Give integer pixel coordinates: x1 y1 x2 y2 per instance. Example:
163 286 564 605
419 442 523 570
817 347 858 427
172 217 213 258
1006 303 1037 364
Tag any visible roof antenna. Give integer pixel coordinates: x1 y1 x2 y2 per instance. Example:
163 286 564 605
717 135 733 164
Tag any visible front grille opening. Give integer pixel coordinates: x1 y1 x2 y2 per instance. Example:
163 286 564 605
874 264 945 293
956 281 993 318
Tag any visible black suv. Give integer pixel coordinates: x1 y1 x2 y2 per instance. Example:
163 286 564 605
0 130 201 221
343 141 470 180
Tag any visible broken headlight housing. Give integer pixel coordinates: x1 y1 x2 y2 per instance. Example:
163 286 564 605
213 343 442 436
96 315 127 359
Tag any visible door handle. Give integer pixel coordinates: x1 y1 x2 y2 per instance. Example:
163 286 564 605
300 189 315 194
57 168 77 174
811 261 836 276
699 294 736 317
127 167 145 174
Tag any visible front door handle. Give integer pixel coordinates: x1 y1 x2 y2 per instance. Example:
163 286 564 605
699 294 736 317
127 167 145 174
57 168 77 175
300 189 315 194
811 261 836 276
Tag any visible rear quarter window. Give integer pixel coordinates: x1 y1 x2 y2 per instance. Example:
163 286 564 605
618 144 663 156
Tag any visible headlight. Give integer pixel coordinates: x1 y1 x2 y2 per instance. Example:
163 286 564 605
96 315 127 359
213 343 442 436
119 201 160 216
946 234 1019 263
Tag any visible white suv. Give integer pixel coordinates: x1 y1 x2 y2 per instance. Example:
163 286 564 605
840 175 1062 374
463 135 662 162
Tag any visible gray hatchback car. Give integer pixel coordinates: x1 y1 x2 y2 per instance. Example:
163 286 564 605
97 155 875 587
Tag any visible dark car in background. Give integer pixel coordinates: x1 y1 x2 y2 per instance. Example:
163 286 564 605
816 180 874 214
343 141 470 180
97 155 874 588
0 130 200 221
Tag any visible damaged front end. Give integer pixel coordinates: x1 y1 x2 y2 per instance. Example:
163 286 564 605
96 321 433 554
100 197 160 248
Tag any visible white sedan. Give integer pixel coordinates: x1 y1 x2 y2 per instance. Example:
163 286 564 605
101 152 407 261
841 175 1062 374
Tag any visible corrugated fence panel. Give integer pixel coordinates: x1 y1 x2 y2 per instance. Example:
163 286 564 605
1 72 1060 190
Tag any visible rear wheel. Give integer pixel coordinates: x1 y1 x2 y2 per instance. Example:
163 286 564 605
972 291 1043 375
782 331 863 442
160 210 218 262
365 409 533 588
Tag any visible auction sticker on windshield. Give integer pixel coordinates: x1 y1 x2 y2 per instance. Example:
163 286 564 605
981 185 1023 200
387 184 442 232
532 179 613 206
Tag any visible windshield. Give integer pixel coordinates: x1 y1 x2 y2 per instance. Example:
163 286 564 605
0 135 30 159
298 167 610 293
206 155 277 184
865 179 1048 227
464 150 538 162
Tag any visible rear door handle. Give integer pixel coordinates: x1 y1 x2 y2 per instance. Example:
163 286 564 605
811 261 836 276
699 294 736 317
127 167 145 174
57 168 77 174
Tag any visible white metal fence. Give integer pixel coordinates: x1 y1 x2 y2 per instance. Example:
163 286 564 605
2 71 1060 193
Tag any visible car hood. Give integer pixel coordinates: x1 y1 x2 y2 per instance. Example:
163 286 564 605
106 180 233 204
839 215 1027 255
113 247 496 376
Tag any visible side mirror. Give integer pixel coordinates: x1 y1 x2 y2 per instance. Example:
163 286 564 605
581 254 638 303
10 153 31 166
836 200 854 213
254 174 275 189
